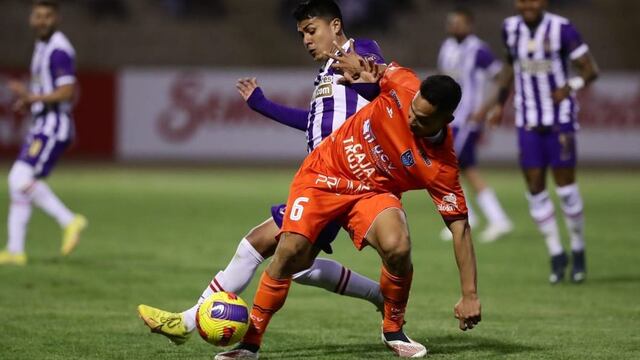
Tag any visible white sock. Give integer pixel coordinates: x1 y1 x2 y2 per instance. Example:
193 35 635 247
477 188 510 225
31 181 75 227
556 183 585 252
293 258 383 308
182 238 264 332
7 198 33 254
527 191 564 256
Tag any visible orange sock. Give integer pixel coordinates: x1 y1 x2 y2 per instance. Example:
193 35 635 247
242 271 292 347
380 265 413 333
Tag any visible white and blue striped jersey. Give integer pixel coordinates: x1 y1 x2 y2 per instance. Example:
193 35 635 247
438 34 501 128
306 38 384 151
502 12 589 128
29 30 76 141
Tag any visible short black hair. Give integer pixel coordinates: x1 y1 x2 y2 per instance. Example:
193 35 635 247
293 0 343 24
420 75 462 116
33 0 59 10
451 6 474 23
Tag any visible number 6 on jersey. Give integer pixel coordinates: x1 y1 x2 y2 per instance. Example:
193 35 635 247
290 197 309 221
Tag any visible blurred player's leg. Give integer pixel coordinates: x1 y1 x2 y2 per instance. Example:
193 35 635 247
29 180 87 255
553 166 586 283
524 168 567 284
465 168 512 242
1 162 34 266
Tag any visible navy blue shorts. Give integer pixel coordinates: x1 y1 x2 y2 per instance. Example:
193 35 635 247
517 125 577 169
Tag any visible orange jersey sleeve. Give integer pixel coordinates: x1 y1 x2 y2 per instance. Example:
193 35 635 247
425 150 468 222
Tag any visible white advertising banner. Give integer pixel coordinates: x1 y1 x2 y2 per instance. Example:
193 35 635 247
118 69 640 163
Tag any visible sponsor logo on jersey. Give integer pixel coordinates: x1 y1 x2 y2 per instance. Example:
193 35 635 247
386 106 393 118
363 119 376 143
519 59 553 74
418 147 432 166
438 193 459 212
389 90 402 109
314 83 333 99
400 149 415 167
371 144 397 176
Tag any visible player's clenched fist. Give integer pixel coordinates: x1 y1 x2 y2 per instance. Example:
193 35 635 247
236 77 259 101
454 295 481 331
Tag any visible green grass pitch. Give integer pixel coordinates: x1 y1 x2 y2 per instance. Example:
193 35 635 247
0 165 638 359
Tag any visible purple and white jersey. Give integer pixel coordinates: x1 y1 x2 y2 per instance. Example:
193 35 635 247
306 38 385 151
502 13 589 128
438 35 501 128
29 30 76 142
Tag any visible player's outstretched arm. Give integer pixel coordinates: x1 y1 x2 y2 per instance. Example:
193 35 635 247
448 218 481 331
10 82 75 113
236 77 309 132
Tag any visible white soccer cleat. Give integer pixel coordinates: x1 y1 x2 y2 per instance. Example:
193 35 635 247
439 226 453 241
381 333 428 358
214 349 259 360
479 221 513 243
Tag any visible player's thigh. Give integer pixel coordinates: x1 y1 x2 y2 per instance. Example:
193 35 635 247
521 167 547 194
343 193 406 251
245 216 281 259
551 167 576 187
550 131 578 186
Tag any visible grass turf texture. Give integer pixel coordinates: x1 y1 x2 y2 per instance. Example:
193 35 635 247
0 166 638 359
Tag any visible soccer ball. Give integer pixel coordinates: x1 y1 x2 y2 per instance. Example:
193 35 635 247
195 292 250 347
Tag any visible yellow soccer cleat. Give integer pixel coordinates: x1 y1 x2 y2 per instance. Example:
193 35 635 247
0 250 27 266
137 304 192 345
61 214 88 256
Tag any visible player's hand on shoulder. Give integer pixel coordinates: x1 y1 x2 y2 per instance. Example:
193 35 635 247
454 294 481 331
236 77 259 101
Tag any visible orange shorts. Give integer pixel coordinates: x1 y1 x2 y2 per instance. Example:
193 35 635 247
279 166 403 250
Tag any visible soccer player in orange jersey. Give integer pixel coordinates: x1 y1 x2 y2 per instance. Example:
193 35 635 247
216 60 481 359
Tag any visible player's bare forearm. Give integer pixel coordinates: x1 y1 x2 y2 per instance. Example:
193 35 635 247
448 218 478 297
573 52 599 85
486 64 514 126
30 84 74 104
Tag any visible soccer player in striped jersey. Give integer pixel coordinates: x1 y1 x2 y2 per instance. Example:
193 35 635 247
487 0 599 284
437 7 513 243
137 0 387 347
1 0 87 266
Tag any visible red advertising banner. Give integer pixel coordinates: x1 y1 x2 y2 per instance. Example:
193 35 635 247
0 70 116 160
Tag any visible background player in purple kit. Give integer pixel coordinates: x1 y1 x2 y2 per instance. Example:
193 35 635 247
437 7 513 243
1 0 87 266
487 0 599 284
137 1 388 349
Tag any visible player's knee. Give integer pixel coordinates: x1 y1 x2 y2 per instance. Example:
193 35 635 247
8 162 35 195
380 232 412 269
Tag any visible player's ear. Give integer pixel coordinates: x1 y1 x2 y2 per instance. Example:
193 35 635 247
330 18 343 35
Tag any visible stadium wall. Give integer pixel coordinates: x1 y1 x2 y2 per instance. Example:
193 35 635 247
1 69 639 164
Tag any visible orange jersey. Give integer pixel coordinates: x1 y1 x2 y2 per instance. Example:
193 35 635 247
304 63 468 222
